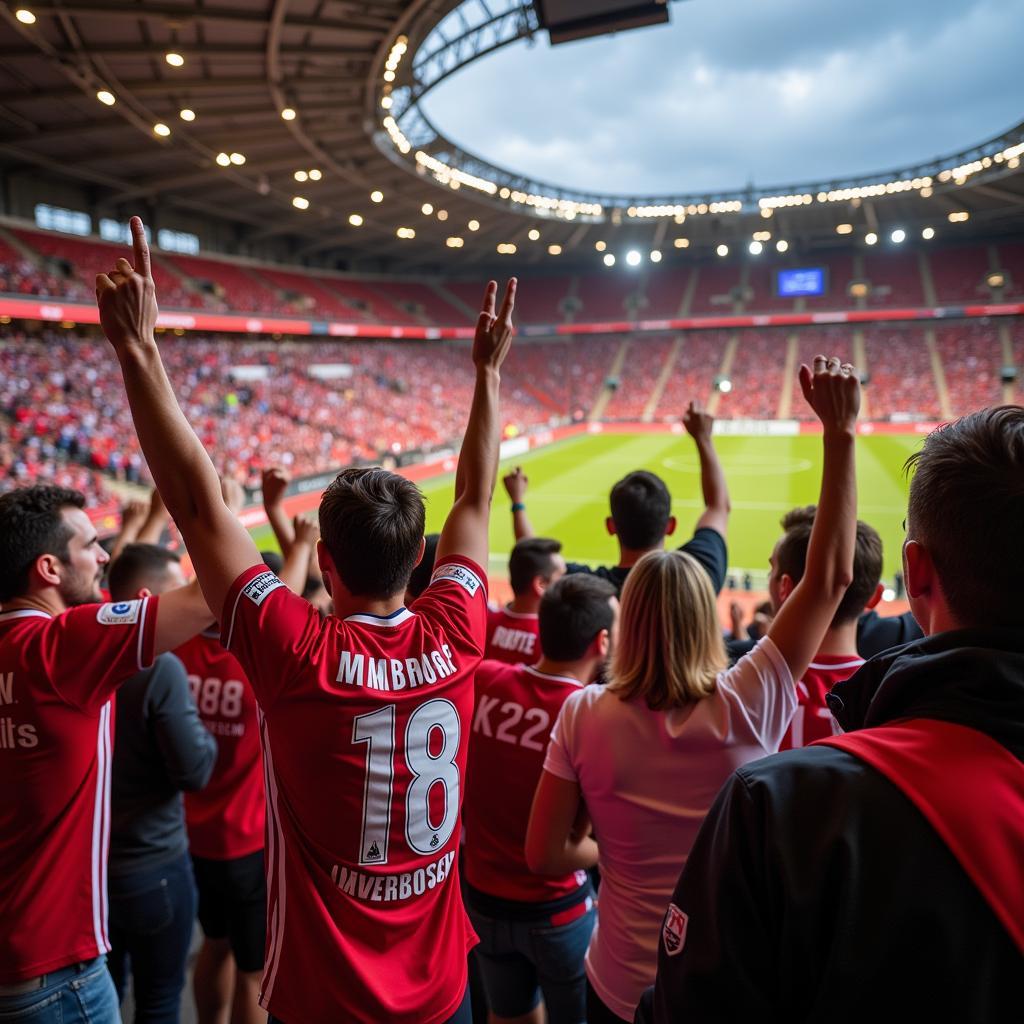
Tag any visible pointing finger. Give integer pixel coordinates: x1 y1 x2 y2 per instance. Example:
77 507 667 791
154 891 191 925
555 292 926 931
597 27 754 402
130 216 152 280
798 363 814 405
497 278 517 323
480 280 497 319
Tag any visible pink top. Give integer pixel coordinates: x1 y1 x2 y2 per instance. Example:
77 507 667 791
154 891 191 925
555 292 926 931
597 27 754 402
544 636 796 1020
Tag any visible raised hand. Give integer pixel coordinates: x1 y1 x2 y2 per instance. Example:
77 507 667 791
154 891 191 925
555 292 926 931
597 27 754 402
799 355 861 434
220 476 246 515
96 216 158 350
683 400 714 442
261 467 290 508
472 279 516 371
120 499 149 533
503 466 528 503
292 513 320 547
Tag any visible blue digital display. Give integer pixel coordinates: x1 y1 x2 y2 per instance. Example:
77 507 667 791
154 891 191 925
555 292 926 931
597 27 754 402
776 267 826 297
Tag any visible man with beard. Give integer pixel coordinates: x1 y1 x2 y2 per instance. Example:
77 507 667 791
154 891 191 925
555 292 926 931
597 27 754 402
0 485 213 1021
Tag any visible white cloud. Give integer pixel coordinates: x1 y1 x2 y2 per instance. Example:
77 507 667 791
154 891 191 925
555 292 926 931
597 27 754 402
421 0 1024 194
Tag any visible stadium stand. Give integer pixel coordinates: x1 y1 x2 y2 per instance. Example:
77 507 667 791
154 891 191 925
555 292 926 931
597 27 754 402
863 250 925 307
715 331 791 419
743 262 798 312
654 331 727 418
576 271 642 322
802 252 856 310
689 263 742 314
935 323 1003 415
604 335 676 419
862 325 940 420
446 275 572 324
930 244 993 303
163 253 281 314
997 242 1024 298
640 266 691 318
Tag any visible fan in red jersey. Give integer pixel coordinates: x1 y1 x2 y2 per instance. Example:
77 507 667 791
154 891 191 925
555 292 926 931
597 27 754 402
766 506 883 748
0 484 213 1019
485 536 565 665
96 217 515 1024
466 573 618 1024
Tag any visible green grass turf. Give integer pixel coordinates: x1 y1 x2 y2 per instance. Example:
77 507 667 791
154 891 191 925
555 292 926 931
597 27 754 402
250 432 923 583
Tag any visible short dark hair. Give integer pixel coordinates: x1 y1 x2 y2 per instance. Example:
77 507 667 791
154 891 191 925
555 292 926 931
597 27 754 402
509 538 563 596
407 533 440 600
906 406 1024 628
107 543 181 601
774 505 883 625
0 485 85 602
539 574 616 661
609 471 672 550
319 467 426 599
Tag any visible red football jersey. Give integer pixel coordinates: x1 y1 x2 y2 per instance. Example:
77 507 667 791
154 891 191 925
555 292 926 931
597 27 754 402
780 655 865 750
485 606 540 665
178 630 264 860
221 556 488 1024
0 599 158 982
465 662 589 903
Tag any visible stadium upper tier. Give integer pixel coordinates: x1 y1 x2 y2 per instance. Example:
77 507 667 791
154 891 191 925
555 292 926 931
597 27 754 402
1 225 1023 327
2 318 1020 508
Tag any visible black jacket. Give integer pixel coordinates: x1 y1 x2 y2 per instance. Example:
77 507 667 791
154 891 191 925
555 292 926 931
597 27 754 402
110 652 217 874
637 629 1024 1024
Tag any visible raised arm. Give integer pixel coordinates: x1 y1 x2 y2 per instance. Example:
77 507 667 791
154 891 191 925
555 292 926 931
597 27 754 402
503 466 535 540
683 401 730 537
108 498 149 562
434 279 516 570
96 217 261 619
261 467 296 555
280 513 318 595
136 487 170 545
767 356 859 681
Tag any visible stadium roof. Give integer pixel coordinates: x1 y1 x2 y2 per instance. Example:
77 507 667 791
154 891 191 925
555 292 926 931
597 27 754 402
2 0 1023 273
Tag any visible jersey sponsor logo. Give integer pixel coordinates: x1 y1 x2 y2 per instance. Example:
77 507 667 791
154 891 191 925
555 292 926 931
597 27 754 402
330 849 457 904
663 903 688 956
96 600 142 626
242 571 285 607
431 562 482 597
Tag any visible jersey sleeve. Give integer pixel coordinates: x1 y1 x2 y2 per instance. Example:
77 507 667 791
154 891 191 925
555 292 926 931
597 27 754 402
43 596 159 712
678 527 728 595
542 690 582 782
717 636 797 752
410 555 489 657
220 564 323 710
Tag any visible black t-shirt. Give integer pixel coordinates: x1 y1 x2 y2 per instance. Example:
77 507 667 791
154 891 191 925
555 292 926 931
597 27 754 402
565 527 728 595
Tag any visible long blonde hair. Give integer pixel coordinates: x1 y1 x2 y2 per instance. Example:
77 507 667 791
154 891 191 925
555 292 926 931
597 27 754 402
607 549 727 711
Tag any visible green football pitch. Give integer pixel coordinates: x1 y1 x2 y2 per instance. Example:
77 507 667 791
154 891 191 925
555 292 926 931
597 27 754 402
252 431 922 584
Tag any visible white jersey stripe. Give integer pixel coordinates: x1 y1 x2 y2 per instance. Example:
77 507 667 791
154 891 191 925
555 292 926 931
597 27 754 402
136 596 149 671
225 586 247 651
98 701 112 950
259 712 287 1003
808 659 865 671
90 702 108 952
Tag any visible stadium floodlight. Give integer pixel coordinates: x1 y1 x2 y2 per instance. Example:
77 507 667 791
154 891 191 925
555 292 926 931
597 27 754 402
437 210 449 222
603 253 616 267
548 244 563 255
96 90 116 106
674 238 689 249
421 203 433 215
626 250 642 267
468 220 480 231
308 169 322 181
528 229 541 241
715 375 733 393
948 211 970 223
215 152 230 167
595 240 607 252
281 107 297 120
890 228 906 244
397 227 416 239
15 8 36 23
294 170 308 182
836 223 854 235
153 123 171 137
292 196 309 210
716 244 729 257
865 232 878 245
179 108 196 122
446 237 464 248
165 52 185 67
748 241 763 255
922 227 935 240
381 96 393 110
229 153 245 165
776 239 789 253
370 190 384 203
348 214 363 226
650 250 662 263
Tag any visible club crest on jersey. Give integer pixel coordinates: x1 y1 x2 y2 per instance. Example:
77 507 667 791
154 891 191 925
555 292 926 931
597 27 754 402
431 562 482 597
96 600 142 626
242 571 285 607
662 903 688 957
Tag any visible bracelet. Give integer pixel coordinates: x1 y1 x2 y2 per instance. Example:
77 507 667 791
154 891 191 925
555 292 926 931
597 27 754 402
511 502 526 512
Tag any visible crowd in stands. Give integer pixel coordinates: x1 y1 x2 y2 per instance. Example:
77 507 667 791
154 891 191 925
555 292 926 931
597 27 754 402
0 218 1021 1024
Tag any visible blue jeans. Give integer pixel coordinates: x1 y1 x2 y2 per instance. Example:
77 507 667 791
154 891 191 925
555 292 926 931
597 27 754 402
467 900 595 1024
106 852 197 1023
267 986 471 1024
0 957 118 1023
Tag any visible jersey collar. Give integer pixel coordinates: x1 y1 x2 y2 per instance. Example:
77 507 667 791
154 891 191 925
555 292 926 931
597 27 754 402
345 607 415 627
0 608 53 622
523 664 584 688
501 606 539 620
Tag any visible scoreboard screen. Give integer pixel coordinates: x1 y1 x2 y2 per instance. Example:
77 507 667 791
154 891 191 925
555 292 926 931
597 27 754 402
776 267 827 297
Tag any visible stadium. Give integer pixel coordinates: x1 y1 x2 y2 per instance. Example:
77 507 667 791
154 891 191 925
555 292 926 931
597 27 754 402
1 0 1022 1021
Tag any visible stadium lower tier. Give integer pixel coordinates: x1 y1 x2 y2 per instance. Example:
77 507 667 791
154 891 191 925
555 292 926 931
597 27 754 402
1 319 1020 505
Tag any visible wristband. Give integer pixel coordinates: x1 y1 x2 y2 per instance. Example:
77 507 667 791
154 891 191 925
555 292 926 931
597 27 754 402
511 502 526 513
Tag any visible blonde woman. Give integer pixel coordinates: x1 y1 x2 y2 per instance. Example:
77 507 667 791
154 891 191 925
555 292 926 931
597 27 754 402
526 356 860 1023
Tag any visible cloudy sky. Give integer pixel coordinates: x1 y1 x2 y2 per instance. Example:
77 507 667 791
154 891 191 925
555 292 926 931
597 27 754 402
421 0 1024 195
